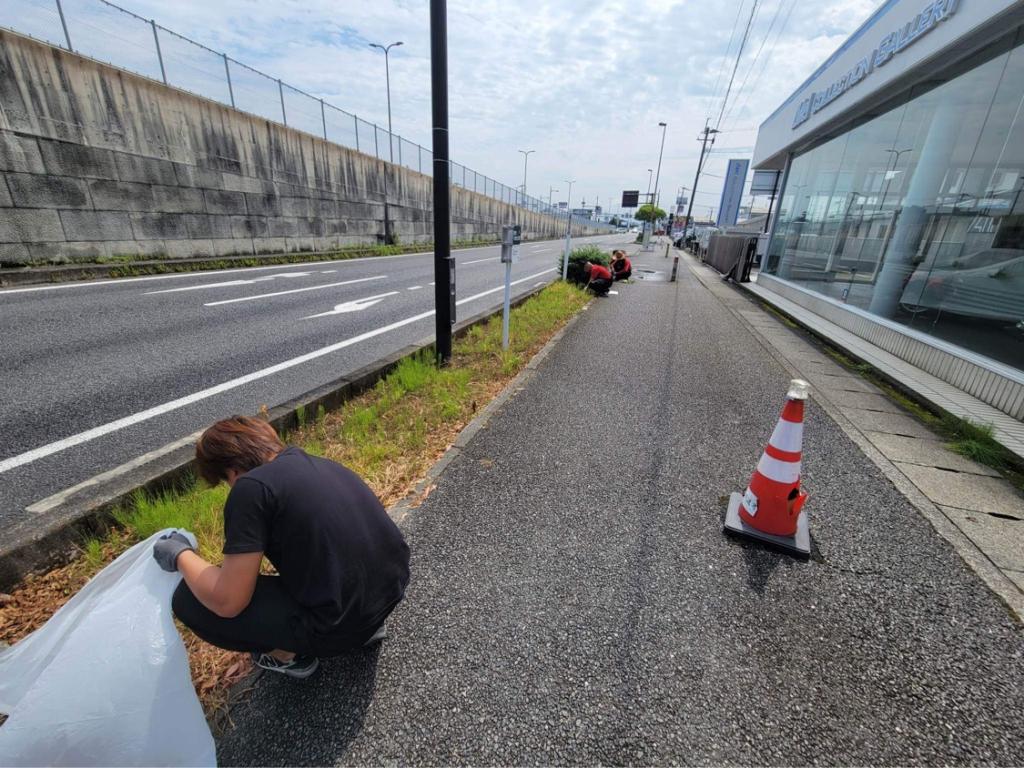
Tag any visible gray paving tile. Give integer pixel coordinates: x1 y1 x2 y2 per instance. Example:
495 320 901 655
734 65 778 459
940 506 1024 571
863 431 1000 477
806 372 877 394
824 390 906 414
897 463 1024 519
841 408 937 439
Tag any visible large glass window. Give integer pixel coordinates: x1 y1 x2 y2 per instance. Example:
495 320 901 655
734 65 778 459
765 27 1024 370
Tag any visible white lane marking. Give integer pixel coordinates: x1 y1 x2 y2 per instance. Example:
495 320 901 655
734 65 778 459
0 308 433 474
0 268 558 474
455 268 555 306
145 272 313 295
462 257 499 265
0 242 520 296
408 285 422 291
321 269 337 274
428 281 435 286
26 431 203 513
305 292 399 318
203 275 386 306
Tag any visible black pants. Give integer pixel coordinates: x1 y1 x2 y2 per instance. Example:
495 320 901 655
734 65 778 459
589 278 612 296
172 576 389 657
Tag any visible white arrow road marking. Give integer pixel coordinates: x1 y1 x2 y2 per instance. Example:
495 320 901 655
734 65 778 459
144 272 314 295
0 267 556 475
305 292 399 318
204 275 386 306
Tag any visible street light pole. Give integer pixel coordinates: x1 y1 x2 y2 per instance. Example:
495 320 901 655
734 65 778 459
644 121 667 251
562 179 575 280
548 187 558 212
427 5 451 365
518 149 534 207
368 40 404 164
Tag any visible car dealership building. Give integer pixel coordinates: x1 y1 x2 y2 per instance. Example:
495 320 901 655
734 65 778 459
751 0 1024 449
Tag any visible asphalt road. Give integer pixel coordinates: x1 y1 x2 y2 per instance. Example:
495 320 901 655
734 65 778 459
0 232 633 528
218 268 1024 766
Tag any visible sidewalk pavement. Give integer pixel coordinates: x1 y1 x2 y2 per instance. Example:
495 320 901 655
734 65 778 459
217 241 1024 766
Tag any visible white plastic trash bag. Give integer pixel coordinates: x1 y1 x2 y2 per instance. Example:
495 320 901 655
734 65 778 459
0 529 216 766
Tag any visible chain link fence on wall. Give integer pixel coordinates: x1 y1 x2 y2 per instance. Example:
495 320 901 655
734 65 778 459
0 0 612 231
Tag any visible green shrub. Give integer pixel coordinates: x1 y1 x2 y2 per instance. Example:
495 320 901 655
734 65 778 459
560 245 610 285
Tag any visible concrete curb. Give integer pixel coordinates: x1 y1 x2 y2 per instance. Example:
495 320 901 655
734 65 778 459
0 282 556 590
683 254 1024 621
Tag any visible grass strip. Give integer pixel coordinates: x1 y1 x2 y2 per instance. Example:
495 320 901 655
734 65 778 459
0 281 590 720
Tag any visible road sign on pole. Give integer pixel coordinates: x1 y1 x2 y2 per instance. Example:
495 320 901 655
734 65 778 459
500 225 522 350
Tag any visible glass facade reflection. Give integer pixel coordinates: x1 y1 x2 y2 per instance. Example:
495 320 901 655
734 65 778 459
764 27 1024 370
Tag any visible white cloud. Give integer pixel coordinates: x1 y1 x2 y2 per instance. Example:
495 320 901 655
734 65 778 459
18 0 883 213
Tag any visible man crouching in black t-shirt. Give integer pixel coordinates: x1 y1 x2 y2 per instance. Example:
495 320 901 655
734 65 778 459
152 415 410 679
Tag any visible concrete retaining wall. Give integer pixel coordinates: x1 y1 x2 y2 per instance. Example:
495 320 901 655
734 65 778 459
0 29 602 266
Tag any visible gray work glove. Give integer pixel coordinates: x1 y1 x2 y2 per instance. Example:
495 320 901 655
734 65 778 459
152 531 195 572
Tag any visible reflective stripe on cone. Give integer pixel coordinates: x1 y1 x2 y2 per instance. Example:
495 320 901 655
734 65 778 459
739 395 807 537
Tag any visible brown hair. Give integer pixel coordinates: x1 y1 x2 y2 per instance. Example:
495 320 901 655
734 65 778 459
195 415 285 485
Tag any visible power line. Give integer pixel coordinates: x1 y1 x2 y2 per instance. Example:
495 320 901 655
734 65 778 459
722 0 799 130
704 0 748 121
714 0 760 130
721 0 787 127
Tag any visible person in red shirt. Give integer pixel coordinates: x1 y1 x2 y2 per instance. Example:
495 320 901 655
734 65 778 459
610 250 632 281
583 261 613 296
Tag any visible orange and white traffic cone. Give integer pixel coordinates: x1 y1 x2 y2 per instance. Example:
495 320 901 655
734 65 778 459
723 379 811 557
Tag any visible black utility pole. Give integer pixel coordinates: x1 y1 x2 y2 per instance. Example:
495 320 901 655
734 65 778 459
430 0 452 365
683 121 719 234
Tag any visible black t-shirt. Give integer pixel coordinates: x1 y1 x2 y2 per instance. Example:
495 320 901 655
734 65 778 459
222 448 410 637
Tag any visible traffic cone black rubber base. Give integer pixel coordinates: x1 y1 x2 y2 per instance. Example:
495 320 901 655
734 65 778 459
723 492 810 559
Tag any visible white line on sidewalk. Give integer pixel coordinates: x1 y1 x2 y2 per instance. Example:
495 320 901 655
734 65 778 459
0 268 557 474
203 275 386 306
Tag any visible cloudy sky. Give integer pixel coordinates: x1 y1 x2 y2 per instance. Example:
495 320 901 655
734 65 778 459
9 0 881 215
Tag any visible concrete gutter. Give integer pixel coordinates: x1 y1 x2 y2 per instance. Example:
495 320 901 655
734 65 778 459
0 284 554 589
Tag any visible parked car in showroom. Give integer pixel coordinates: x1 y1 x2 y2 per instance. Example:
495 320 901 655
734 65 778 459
899 248 1024 323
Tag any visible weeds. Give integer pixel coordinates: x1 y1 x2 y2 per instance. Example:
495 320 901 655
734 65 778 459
813 331 1022 482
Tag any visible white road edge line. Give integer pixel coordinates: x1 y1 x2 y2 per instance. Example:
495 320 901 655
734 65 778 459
26 431 203 514
0 268 556 475
203 275 386 306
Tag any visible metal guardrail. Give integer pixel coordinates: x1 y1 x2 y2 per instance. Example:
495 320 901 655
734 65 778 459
0 0 612 231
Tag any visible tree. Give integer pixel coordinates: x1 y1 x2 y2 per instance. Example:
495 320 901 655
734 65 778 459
635 204 666 223
609 216 620 226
